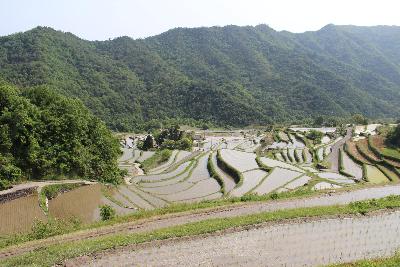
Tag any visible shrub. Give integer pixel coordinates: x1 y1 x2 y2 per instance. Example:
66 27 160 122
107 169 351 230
306 130 323 144
141 135 155 151
387 124 400 147
160 138 193 151
100 205 116 221
41 183 82 200
29 217 81 240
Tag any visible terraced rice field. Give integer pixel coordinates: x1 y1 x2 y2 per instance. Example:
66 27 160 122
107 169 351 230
252 168 303 195
295 149 304 163
225 139 244 149
259 157 304 172
324 145 331 156
274 152 284 161
356 139 381 162
86 210 400 266
340 149 363 180
317 147 324 161
133 161 191 183
137 153 222 203
162 179 221 202
289 127 336 133
0 193 46 235
317 172 355 184
303 148 313 164
230 169 268 197
147 150 179 174
278 131 290 142
116 129 395 211
268 141 288 149
119 148 134 162
284 175 312 190
377 166 399 182
99 196 134 216
280 150 289 162
289 134 305 148
287 148 296 163
116 185 154 210
321 135 331 144
345 141 370 164
127 186 168 208
365 165 389 184
369 136 400 168
219 149 258 172
211 152 236 193
136 151 156 162
313 182 341 190
49 184 102 223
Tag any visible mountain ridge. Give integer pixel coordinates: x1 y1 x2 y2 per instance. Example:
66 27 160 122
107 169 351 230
0 24 399 130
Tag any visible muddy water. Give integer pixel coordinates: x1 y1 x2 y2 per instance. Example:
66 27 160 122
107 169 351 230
85 211 400 267
48 184 102 223
0 194 46 235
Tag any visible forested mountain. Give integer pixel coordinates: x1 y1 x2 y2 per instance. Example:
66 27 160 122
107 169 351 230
0 24 400 131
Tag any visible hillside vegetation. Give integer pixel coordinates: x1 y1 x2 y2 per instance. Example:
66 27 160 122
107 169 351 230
0 81 123 189
1 25 400 130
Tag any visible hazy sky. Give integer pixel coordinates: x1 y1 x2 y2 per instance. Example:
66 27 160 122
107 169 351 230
1 0 399 40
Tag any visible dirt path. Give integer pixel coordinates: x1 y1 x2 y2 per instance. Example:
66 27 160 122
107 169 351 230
326 127 352 172
0 180 95 196
79 210 400 267
1 184 400 260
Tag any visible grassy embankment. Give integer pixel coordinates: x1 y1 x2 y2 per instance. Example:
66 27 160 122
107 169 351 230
139 149 172 172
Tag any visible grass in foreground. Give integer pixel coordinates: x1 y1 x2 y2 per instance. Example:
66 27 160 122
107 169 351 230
1 196 400 266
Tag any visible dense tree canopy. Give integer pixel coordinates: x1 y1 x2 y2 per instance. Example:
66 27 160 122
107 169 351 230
0 25 400 131
0 81 123 189
388 124 400 147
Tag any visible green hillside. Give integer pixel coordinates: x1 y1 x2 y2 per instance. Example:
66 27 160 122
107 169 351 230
0 24 400 131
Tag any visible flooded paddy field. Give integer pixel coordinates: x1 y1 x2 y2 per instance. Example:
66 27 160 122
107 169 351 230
49 184 103 223
365 165 389 184
219 149 258 172
3 124 399 236
147 150 179 174
0 193 46 235
230 169 267 197
211 152 236 193
253 168 303 195
317 172 355 184
84 211 400 267
341 149 363 180
259 157 303 172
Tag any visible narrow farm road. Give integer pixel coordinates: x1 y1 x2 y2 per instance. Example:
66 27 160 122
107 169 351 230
326 127 352 172
1 184 400 260
79 210 400 267
0 180 95 196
